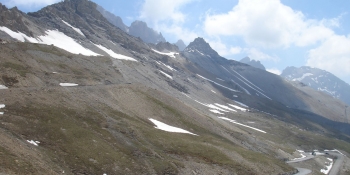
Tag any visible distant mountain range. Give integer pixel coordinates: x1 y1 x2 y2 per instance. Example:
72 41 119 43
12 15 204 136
281 66 350 105
240 57 266 70
97 6 166 44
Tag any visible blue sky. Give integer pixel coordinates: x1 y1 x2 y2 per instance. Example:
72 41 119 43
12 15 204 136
1 0 350 84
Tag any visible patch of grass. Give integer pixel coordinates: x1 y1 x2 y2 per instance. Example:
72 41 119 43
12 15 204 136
5 104 145 174
2 62 29 77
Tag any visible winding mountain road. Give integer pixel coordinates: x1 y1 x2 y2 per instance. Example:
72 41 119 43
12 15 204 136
294 168 312 175
325 151 344 175
287 150 345 175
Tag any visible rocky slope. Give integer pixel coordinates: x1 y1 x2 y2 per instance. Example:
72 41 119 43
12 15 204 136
282 66 350 105
1 0 350 174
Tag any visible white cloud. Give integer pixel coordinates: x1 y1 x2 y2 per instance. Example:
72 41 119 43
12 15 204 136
207 40 242 57
266 68 282 75
204 0 335 48
140 0 195 24
157 24 198 44
243 48 279 62
3 0 60 8
307 34 350 83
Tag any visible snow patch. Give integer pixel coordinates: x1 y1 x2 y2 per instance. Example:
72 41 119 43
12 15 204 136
211 90 216 94
0 26 38 43
0 104 5 109
233 101 249 108
228 104 247 112
292 73 313 81
27 140 40 146
209 109 224 115
0 27 100 56
0 85 8 89
197 74 238 92
93 43 137 61
214 103 237 112
38 30 100 56
159 70 173 80
149 118 197 136
62 20 85 37
0 112 3 115
59 83 78 87
320 158 333 174
219 117 266 133
156 61 176 71
152 49 178 58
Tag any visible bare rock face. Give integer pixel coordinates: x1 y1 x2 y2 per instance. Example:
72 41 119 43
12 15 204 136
0 4 34 37
155 42 179 52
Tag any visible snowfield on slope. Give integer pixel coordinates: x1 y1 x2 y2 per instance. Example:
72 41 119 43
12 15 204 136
0 85 8 89
197 74 238 92
27 140 40 146
210 109 224 115
93 43 137 61
219 117 266 133
152 49 178 58
59 83 79 87
62 20 85 37
228 104 247 112
0 26 100 56
159 70 173 80
149 118 197 136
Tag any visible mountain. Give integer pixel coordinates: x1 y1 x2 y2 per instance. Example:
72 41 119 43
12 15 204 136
129 20 166 44
175 39 186 51
1 1 350 174
281 66 350 105
96 5 128 32
240 57 266 70
154 41 179 52
96 6 166 44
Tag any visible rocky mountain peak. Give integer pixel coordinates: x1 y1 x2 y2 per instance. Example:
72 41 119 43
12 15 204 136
240 57 266 70
185 37 219 57
0 3 32 37
129 20 166 44
175 39 186 51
